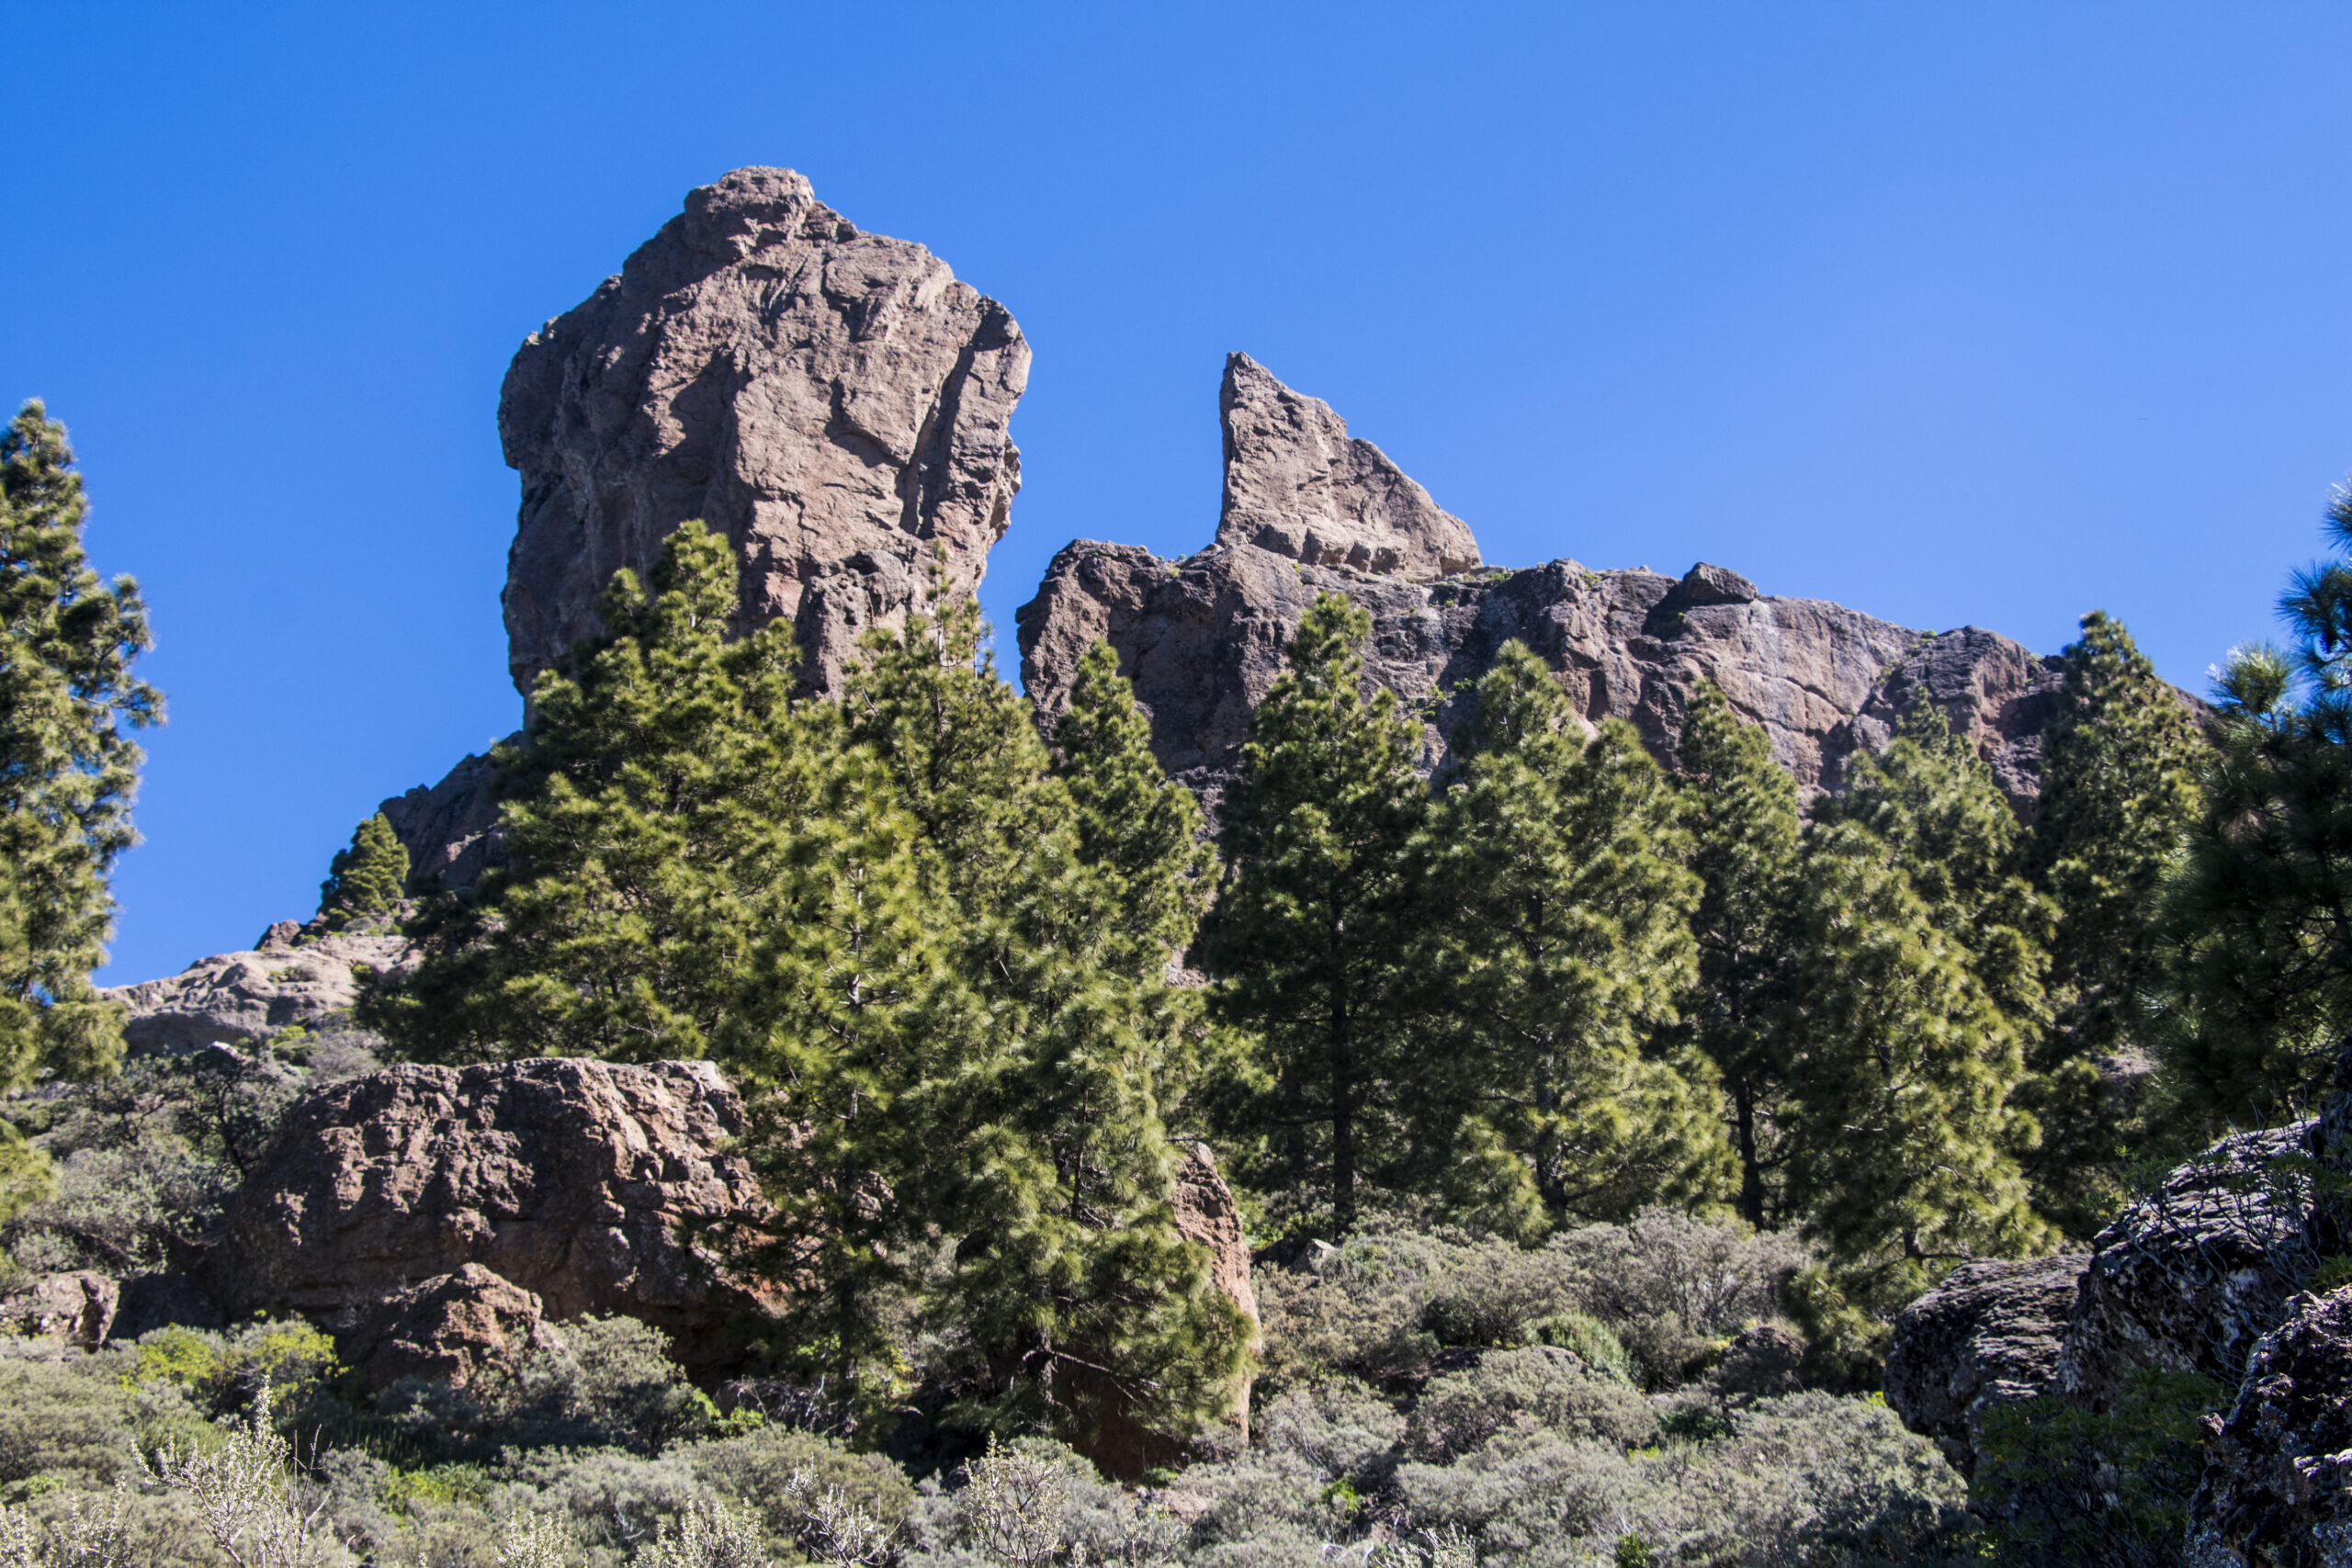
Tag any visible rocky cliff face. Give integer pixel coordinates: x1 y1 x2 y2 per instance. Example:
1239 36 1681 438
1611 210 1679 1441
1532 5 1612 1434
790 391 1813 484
96 917 413 1055
500 166 1028 699
1019 360 2065 811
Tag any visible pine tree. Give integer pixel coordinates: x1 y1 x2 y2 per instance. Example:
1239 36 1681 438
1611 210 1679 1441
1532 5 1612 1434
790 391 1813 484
370 521 815 1063
319 812 410 923
1786 707 2052 1292
1419 643 1729 1236
0 402 161 1088
1052 639 1216 974
2159 491 2352 1118
2023 612 2204 1232
1675 682 1803 1230
1198 592 1429 1237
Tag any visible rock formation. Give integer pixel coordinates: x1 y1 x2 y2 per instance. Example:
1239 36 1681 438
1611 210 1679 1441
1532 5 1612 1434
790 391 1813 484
0 1270 119 1349
340 1263 564 1393
208 1057 777 1378
97 918 413 1055
1019 358 2069 812
499 166 1028 700
2188 1283 2352 1564
1883 1255 2087 1474
379 744 510 897
1217 353 1479 579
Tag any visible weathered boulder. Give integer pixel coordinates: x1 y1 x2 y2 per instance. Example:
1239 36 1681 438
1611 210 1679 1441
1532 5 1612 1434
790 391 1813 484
1884 1255 2088 1472
1216 353 1478 580
2054 1124 2326 1407
341 1263 564 1393
0 1270 119 1348
1018 356 2076 812
499 166 1028 700
96 919 413 1055
1020 537 2063 813
2187 1285 2352 1566
209 1058 776 1377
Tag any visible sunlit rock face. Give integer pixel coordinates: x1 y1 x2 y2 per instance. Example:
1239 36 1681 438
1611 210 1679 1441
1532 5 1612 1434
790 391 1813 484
499 166 1028 700
1019 356 2066 812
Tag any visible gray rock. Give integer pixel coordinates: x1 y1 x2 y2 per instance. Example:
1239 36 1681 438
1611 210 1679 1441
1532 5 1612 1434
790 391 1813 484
2188 1284 2352 1566
1884 1255 2087 1473
1216 353 1478 580
2053 1123 2327 1406
379 743 512 897
96 921 413 1055
209 1057 775 1378
1019 538 2064 813
0 1270 119 1348
499 166 1028 700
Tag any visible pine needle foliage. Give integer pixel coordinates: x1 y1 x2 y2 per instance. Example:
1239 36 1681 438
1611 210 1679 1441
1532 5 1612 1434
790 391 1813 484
1674 682 1803 1230
1785 706 2052 1292
1051 638 1216 974
1199 593 1430 1238
0 402 159 1088
2023 612 2205 1233
1418 643 1730 1237
372 521 815 1063
318 811 409 922
2160 491 2352 1119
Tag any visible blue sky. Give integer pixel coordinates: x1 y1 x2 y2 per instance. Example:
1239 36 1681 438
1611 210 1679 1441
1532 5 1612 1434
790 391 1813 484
5 3 2349 985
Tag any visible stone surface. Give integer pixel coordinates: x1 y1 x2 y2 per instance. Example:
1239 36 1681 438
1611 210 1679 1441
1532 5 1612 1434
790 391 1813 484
379 743 512 897
2054 1123 2325 1407
2188 1284 2352 1567
500 166 1028 699
1216 353 1478 580
1884 1255 2088 1472
209 1057 776 1377
341 1263 564 1393
0 1270 119 1348
96 919 413 1055
113 1270 225 1339
1020 540 2065 814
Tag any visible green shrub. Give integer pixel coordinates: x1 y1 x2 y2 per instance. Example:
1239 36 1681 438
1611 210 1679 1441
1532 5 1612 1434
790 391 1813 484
1405 1349 1659 1461
1531 1311 1640 1387
0 1353 142 1498
1972 1370 2223 1567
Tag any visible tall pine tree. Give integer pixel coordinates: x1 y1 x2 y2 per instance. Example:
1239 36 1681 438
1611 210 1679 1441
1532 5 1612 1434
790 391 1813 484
1787 707 2051 1292
320 812 411 925
1676 682 1803 1230
1419 644 1729 1237
1051 639 1216 976
2024 612 2204 1232
0 401 160 1089
1200 593 1428 1237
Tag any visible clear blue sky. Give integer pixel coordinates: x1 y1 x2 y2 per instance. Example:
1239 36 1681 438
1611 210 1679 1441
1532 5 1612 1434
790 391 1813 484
6 3 2348 986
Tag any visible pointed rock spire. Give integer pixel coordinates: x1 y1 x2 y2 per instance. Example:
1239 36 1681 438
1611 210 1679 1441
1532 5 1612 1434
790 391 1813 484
1216 353 1480 580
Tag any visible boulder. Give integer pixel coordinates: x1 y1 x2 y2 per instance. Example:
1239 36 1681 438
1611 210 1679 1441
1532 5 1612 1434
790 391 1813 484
1017 358 2082 815
0 1270 118 1348
96 919 413 1055
341 1264 564 1393
1216 352 1478 580
2054 1123 2328 1406
499 166 1028 700
1884 1255 2087 1472
113 1270 225 1339
209 1057 776 1378
2188 1284 2352 1566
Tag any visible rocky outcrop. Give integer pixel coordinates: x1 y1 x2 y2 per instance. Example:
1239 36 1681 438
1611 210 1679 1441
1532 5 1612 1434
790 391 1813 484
499 166 1027 700
340 1263 563 1393
0 1271 119 1348
1216 353 1478 580
1884 1255 2088 1474
2188 1285 2352 1566
97 919 413 1055
1018 358 2069 812
2054 1123 2325 1406
379 744 511 897
1020 536 2063 812
209 1058 776 1377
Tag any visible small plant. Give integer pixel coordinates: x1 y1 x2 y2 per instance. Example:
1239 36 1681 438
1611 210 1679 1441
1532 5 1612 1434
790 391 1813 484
638 1496 775 1568
139 1381 334 1568
493 1511 576 1568
956 1437 1068 1568
781 1465 894 1567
